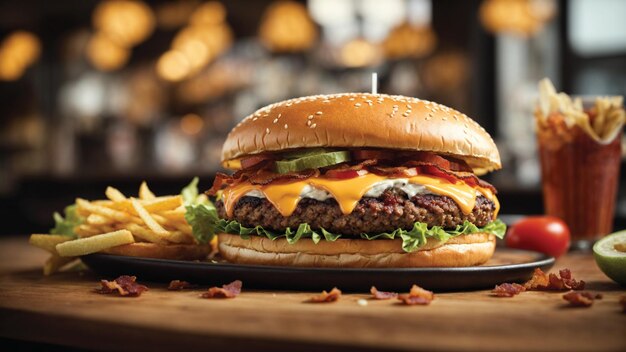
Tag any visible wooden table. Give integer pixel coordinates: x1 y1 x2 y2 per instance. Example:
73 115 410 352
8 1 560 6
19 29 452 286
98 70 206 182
0 236 624 351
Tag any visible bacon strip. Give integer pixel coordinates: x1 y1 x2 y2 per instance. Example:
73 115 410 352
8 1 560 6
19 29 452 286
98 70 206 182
563 291 602 307
248 168 319 185
207 172 236 196
492 283 526 297
201 280 242 299
524 268 585 291
168 280 194 290
370 286 398 300
96 275 148 297
308 287 342 303
397 285 434 305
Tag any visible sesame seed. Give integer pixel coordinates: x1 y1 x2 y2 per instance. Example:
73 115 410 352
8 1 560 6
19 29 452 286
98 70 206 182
316 111 323 115
307 120 312 126
308 115 314 120
393 105 398 109
266 128 270 134
349 98 355 101
310 123 317 128
403 112 410 117
284 124 288 129
442 117 447 121
278 113 282 118
286 102 292 107
355 103 362 107
252 117 258 121
406 104 412 109
273 118 278 123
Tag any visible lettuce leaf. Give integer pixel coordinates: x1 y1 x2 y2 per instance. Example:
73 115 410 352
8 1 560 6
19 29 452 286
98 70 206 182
181 177 218 244
214 216 507 253
50 205 82 238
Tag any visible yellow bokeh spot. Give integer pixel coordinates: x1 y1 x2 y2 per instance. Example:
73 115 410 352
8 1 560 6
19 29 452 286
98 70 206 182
93 0 155 47
0 31 41 81
259 1 318 53
180 113 204 135
157 50 191 82
340 39 380 68
87 33 130 71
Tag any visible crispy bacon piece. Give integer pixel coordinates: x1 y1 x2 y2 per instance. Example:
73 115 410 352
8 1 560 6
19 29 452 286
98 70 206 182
397 285 434 305
492 283 526 297
96 275 148 297
207 172 236 195
201 280 242 299
308 287 342 303
563 291 603 307
168 280 194 290
620 296 626 313
370 286 398 300
524 268 585 291
248 168 319 185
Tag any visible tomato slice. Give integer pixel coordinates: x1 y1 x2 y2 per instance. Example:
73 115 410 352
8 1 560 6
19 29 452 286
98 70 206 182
240 155 274 169
325 169 368 179
352 149 397 160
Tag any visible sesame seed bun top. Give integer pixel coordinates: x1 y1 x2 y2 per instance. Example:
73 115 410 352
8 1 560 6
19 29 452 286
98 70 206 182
221 93 501 175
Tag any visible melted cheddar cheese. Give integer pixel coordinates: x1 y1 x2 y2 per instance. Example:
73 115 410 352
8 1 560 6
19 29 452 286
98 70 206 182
222 173 499 219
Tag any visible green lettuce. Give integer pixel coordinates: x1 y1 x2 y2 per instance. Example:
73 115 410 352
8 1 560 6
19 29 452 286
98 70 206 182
182 177 218 244
212 216 506 253
50 205 82 237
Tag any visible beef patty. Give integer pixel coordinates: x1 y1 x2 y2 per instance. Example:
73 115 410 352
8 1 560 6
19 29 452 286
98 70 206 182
216 189 496 235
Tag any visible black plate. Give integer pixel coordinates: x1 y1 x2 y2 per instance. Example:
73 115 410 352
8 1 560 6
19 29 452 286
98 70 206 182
81 249 554 292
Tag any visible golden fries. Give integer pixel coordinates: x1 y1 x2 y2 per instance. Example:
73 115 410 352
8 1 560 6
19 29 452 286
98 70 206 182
31 180 208 274
131 198 169 236
29 234 72 254
56 230 135 257
44 255 77 276
139 181 156 200
105 186 127 202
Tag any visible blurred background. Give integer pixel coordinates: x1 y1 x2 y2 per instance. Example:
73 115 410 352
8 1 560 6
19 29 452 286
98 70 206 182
0 0 625 235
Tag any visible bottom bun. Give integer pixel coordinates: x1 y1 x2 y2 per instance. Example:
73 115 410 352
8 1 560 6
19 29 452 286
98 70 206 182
103 242 212 260
218 233 496 268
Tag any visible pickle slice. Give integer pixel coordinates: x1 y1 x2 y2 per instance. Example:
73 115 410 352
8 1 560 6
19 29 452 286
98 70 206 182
281 148 338 159
275 151 350 174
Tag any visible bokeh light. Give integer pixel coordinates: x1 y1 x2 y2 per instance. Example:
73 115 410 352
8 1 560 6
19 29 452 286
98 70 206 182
259 1 318 53
86 32 130 71
157 50 191 82
92 0 155 47
0 31 41 81
180 113 204 135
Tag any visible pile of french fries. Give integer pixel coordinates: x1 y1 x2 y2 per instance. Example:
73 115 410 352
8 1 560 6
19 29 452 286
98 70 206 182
30 182 205 275
537 78 625 143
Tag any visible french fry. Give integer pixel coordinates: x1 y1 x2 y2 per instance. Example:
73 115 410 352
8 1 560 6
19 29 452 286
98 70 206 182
77 198 142 225
139 181 156 200
158 209 187 222
29 234 72 254
162 230 194 244
105 186 127 202
126 223 168 244
131 198 169 236
86 214 112 226
143 196 182 212
56 230 135 257
43 254 78 276
75 224 101 237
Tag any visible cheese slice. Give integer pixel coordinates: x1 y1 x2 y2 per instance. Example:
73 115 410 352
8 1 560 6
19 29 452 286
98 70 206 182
222 173 499 218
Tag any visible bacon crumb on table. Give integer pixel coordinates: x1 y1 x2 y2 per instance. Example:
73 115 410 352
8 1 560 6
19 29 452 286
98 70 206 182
201 280 242 299
562 291 603 307
168 280 193 290
492 283 525 297
308 287 342 303
96 275 148 297
397 285 434 305
524 268 585 291
370 286 398 300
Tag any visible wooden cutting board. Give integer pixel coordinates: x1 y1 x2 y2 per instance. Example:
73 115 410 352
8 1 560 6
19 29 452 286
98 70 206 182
0 237 624 351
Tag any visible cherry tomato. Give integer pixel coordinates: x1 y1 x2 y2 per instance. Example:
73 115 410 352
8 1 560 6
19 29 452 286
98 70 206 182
506 216 571 258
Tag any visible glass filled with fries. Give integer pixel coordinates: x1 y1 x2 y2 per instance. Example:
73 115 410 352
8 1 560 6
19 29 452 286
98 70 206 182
535 79 625 249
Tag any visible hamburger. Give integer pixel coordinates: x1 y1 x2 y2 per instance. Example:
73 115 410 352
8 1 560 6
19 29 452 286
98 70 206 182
205 93 506 267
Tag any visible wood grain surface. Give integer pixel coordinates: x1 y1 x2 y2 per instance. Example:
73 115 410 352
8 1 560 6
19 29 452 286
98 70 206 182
0 237 624 352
